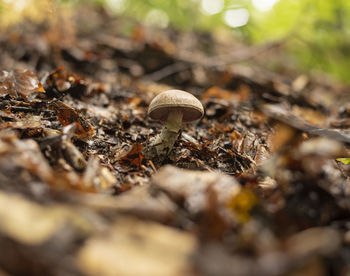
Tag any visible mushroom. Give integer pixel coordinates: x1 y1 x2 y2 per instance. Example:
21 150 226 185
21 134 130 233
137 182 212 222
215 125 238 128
148 89 204 157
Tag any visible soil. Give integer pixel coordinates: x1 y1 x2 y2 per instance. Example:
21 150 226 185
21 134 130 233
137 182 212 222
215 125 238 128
1 5 350 276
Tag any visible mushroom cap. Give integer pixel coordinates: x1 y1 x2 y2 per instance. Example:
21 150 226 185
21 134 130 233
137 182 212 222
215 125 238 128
148 90 204 122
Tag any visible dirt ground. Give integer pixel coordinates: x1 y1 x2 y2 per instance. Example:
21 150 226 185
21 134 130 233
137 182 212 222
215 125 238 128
1 5 350 276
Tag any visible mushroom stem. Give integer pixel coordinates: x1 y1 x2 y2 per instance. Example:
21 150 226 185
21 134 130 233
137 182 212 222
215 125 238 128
154 110 183 156
166 110 183 133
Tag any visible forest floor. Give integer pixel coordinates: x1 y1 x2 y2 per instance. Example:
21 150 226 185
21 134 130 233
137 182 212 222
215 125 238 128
1 5 350 276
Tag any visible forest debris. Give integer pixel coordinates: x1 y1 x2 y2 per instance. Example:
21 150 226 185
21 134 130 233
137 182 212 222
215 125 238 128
268 122 297 153
0 130 54 186
135 79 173 100
45 66 87 97
0 116 42 130
0 192 60 244
336 158 350 165
197 184 230 240
254 144 270 165
0 69 44 101
202 86 234 100
1 5 350 276
111 143 132 163
59 123 87 171
227 188 258 223
119 142 144 169
77 216 197 276
45 66 73 92
292 75 309 92
83 157 117 192
258 176 277 190
62 140 87 171
97 167 116 190
0 191 93 245
58 123 85 171
286 227 341 258
151 165 240 214
202 85 251 103
329 117 350 129
69 185 176 222
298 137 343 157
204 99 231 120
50 100 95 139
262 103 350 144
292 105 327 126
0 109 17 121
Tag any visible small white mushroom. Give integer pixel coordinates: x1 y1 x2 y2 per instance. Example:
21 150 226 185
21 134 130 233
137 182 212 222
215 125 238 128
148 89 204 157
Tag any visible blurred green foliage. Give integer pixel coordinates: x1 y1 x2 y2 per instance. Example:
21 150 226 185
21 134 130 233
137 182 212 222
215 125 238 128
1 0 350 83
98 0 350 83
247 0 350 83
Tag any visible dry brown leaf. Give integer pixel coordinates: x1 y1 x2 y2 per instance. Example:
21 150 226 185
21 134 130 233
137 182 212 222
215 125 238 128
292 105 327 126
269 122 297 153
151 165 241 215
0 132 54 184
50 100 95 139
286 227 341 258
0 191 93 245
45 66 85 92
202 86 234 100
83 158 117 192
0 69 44 101
119 143 144 169
77 217 197 276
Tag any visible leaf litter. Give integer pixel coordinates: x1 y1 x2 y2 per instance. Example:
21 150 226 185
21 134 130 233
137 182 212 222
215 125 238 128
1 5 350 276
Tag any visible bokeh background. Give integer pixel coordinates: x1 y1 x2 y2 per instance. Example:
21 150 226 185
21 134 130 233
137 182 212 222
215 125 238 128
1 0 349 83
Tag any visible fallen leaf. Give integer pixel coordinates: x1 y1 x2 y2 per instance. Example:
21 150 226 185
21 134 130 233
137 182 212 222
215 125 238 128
227 188 258 223
77 217 197 276
336 158 350 165
151 165 241 215
0 191 93 245
0 69 44 101
50 100 95 139
119 143 144 169
202 86 234 100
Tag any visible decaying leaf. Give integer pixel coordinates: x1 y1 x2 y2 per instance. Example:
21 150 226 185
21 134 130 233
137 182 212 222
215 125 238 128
50 100 95 139
45 66 87 97
336 158 350 165
119 143 144 169
262 103 350 143
0 130 54 186
0 69 44 101
77 217 197 276
0 191 93 245
62 140 87 171
286 227 341 258
151 165 241 215
201 85 250 102
227 188 258 223
202 86 235 100
298 137 344 157
83 157 117 192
